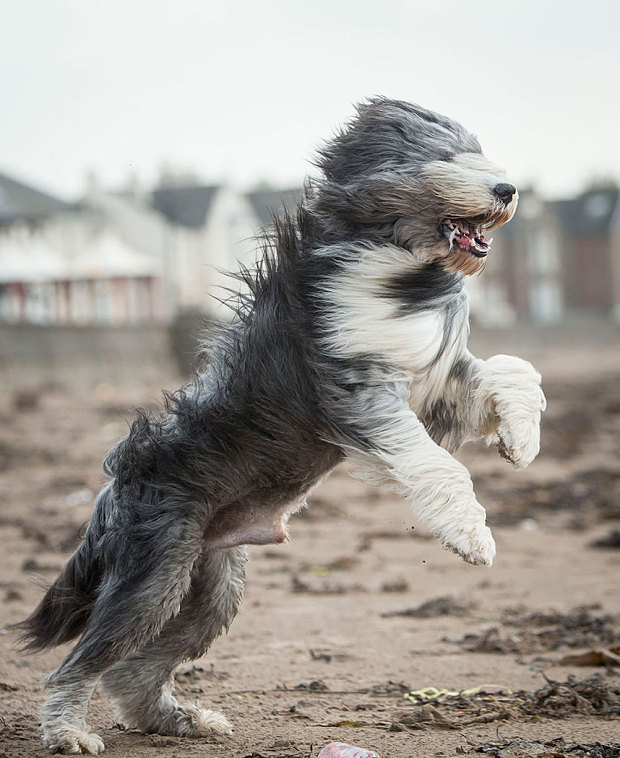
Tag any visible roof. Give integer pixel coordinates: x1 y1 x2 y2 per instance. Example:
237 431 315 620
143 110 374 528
150 185 220 228
549 188 619 237
0 172 74 225
246 187 303 227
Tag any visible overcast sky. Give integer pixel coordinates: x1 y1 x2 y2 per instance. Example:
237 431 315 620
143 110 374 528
2 0 618 201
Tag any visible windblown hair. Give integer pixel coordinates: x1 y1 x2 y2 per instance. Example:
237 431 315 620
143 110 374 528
17 98 544 756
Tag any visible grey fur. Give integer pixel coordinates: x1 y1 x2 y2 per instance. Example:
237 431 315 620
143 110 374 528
101 548 246 734
310 98 482 253
17 97 522 754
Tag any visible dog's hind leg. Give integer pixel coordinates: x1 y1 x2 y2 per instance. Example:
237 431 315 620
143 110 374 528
102 546 246 738
40 678 105 755
41 516 205 754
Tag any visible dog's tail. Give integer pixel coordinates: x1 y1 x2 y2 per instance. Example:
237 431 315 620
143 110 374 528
14 485 112 652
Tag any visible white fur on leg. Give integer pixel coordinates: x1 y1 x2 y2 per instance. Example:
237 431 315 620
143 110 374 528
41 679 104 755
107 674 233 739
183 704 233 736
444 522 496 566
43 725 105 755
348 398 496 566
474 354 546 470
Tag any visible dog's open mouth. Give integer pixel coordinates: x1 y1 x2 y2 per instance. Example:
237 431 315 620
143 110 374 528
441 219 492 258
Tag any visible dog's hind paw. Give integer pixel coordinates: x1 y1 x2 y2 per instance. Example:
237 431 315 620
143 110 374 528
444 523 496 567
43 726 105 755
187 705 233 736
162 704 233 737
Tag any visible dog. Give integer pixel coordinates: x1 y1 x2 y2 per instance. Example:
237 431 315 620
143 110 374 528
18 97 545 755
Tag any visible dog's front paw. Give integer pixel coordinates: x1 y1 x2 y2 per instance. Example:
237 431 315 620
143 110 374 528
484 356 546 470
497 412 541 469
443 523 496 566
43 725 105 755
496 381 546 469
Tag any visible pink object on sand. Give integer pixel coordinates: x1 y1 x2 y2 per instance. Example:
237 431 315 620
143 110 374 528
318 742 380 758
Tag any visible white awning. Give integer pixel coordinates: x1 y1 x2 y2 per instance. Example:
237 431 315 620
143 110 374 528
0 229 162 283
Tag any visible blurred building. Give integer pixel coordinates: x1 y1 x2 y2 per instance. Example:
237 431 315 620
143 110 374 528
149 181 258 316
246 186 303 227
0 173 276 326
551 186 620 320
469 186 620 325
2 171 620 328
81 178 303 322
0 173 166 325
471 190 564 325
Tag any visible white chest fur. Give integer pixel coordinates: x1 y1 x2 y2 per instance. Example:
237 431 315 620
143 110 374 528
318 244 470 414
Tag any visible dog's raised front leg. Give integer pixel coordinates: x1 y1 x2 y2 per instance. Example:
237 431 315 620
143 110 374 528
450 353 546 469
340 383 496 566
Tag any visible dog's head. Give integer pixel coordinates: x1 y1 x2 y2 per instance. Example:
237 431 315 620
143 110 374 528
314 98 518 275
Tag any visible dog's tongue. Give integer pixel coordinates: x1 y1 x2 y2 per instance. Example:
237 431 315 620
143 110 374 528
443 219 491 257
455 220 489 254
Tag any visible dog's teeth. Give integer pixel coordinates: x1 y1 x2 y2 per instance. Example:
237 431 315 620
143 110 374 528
448 226 458 251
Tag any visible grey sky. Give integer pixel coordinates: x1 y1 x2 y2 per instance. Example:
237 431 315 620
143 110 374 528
2 0 618 201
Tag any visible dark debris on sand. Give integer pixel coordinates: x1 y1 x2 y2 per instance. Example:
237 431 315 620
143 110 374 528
481 468 620 527
539 375 620 460
590 529 620 550
392 675 620 732
520 674 620 718
465 737 620 758
381 595 474 619
446 605 618 655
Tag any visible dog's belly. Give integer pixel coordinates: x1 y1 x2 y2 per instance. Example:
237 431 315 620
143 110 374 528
202 445 342 551
203 501 293 550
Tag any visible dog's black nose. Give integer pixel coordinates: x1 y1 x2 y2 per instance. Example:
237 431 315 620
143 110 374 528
494 183 516 205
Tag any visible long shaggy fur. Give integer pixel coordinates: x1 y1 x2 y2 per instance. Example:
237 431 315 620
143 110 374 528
17 97 545 755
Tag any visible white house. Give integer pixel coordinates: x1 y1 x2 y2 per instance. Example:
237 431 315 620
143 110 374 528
149 182 260 319
0 171 287 326
0 173 167 325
